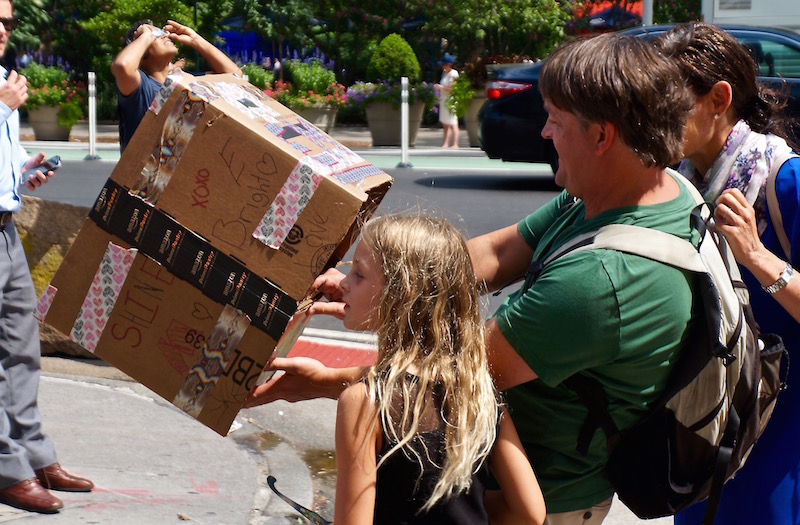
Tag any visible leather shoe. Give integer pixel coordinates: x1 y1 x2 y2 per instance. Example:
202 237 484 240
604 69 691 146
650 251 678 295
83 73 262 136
0 478 62 513
35 463 94 492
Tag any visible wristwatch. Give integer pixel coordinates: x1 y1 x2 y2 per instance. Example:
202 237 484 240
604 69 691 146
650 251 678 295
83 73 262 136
763 264 794 294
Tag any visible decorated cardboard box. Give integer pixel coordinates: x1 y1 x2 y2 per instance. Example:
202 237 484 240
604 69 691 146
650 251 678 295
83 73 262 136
35 71 392 435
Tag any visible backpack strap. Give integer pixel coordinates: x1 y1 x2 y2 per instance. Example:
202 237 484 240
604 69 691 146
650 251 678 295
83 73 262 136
766 152 799 261
702 406 740 525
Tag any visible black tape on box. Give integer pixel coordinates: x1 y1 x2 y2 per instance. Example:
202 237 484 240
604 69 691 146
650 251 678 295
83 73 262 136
89 179 296 340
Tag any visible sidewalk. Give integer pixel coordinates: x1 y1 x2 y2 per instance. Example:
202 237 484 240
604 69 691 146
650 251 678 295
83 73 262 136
20 121 549 174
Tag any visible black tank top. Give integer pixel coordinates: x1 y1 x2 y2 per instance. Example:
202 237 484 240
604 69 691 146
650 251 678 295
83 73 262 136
371 374 492 524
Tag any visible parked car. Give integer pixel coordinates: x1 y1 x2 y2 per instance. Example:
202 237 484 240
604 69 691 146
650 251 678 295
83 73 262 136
478 25 800 172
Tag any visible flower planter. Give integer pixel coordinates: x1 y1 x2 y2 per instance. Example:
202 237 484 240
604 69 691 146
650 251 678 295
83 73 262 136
295 106 339 134
365 101 425 147
27 106 71 141
464 94 486 148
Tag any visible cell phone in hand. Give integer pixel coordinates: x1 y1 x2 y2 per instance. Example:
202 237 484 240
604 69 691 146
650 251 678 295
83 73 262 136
23 155 61 178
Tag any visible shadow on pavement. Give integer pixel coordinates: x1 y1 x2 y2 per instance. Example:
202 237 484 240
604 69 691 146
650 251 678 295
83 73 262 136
413 175 561 192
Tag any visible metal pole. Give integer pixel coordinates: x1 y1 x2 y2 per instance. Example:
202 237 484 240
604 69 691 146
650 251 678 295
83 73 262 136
397 76 412 168
642 0 654 25
84 72 99 160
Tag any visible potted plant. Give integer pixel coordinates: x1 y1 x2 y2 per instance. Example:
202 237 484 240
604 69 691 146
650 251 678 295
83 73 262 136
264 59 346 133
19 62 86 141
446 74 476 121
360 33 434 147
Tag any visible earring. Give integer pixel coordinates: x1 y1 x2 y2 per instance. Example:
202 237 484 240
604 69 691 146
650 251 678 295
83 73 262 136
714 114 720 120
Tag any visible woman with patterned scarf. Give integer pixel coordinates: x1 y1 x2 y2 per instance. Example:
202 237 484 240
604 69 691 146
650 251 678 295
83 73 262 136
657 22 800 525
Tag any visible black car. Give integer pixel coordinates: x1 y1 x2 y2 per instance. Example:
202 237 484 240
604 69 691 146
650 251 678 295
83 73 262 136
478 25 800 172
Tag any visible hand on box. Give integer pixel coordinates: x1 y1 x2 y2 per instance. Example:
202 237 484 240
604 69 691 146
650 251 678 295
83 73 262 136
303 267 347 319
244 357 340 407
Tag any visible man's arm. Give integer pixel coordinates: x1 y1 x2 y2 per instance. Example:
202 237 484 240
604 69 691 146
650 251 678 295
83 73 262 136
164 20 242 76
468 223 534 294
243 357 368 407
111 24 155 96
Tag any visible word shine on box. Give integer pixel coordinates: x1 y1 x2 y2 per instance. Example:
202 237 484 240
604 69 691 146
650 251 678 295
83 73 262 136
35 71 392 435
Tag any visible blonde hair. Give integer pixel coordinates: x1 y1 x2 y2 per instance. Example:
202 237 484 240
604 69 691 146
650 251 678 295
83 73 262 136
360 213 499 512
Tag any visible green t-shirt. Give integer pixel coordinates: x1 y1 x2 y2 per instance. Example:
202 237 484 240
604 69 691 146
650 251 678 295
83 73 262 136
494 170 700 513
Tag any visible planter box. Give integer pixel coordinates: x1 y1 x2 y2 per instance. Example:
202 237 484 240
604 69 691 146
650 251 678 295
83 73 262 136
27 106 71 141
295 106 338 134
365 101 424 147
464 95 486 148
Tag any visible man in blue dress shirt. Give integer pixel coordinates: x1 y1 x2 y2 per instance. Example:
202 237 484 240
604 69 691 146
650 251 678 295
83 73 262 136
0 0 94 514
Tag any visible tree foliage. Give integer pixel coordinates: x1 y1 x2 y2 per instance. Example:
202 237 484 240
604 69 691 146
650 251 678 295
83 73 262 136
411 0 573 63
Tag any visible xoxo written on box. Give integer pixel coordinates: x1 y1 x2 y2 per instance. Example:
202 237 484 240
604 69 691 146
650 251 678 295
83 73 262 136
35 71 392 435
118 71 392 300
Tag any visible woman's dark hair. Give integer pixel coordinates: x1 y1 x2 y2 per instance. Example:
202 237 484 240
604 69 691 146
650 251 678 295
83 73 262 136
655 22 798 148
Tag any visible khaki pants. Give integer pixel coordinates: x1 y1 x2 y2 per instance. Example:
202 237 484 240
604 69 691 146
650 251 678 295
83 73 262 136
544 497 613 525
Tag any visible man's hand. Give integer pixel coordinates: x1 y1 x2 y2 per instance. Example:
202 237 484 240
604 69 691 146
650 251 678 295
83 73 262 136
164 20 199 48
244 357 342 407
163 19 241 76
21 152 55 190
0 71 27 112
133 22 159 43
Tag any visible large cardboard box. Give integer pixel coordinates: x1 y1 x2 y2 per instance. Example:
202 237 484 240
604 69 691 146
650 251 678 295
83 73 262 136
36 71 392 435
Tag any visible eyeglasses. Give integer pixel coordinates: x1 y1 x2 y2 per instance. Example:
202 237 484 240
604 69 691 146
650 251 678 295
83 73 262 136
0 18 16 31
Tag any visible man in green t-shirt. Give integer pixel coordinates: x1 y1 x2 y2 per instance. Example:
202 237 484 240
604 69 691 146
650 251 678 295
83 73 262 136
245 33 698 524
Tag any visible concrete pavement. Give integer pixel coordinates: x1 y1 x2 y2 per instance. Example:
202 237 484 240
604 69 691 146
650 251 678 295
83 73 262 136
15 121 668 523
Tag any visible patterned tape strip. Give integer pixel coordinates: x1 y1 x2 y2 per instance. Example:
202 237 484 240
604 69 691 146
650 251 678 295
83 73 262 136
172 304 250 417
148 69 183 115
134 89 208 205
34 285 58 323
253 159 326 249
70 243 137 353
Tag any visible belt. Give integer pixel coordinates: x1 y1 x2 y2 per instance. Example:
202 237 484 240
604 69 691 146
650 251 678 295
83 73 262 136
0 212 13 228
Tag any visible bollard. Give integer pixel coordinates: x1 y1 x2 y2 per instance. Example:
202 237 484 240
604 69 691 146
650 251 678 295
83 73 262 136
397 76 412 168
84 72 100 160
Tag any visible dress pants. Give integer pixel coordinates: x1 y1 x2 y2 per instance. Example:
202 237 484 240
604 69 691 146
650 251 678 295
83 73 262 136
0 222 57 488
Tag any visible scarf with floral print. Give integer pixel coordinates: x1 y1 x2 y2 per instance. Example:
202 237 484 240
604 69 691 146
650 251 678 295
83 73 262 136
678 120 793 236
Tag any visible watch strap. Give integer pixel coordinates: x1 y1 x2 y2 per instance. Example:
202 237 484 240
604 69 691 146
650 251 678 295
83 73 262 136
763 264 794 294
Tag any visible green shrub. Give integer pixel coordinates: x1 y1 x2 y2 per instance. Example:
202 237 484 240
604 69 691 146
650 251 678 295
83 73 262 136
447 75 476 119
241 63 273 90
285 59 337 94
365 33 420 84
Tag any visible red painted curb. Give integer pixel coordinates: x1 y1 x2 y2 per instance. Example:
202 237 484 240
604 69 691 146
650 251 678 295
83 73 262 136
287 337 377 368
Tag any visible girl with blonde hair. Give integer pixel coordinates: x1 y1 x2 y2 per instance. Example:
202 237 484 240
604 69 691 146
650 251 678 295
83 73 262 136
333 213 544 525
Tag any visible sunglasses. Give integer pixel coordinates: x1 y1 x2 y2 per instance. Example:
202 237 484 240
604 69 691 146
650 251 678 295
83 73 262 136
0 18 16 31
267 475 331 525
